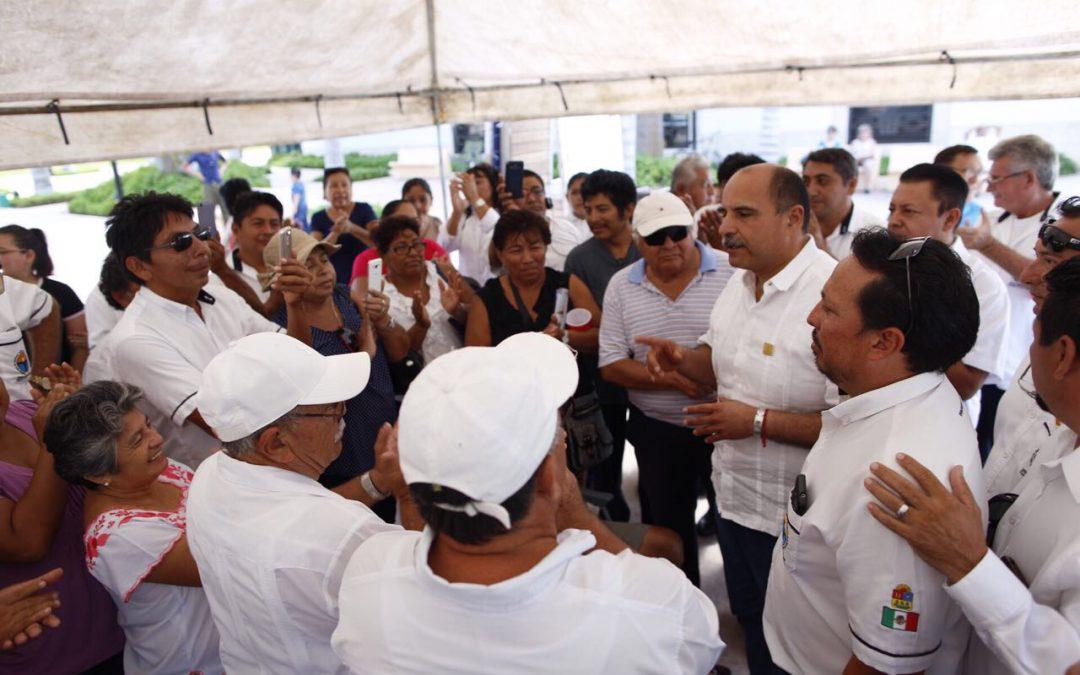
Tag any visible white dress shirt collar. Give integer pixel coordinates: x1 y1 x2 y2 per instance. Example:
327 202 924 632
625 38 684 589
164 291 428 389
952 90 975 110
824 372 944 428
1042 444 1080 504
212 451 332 499
757 237 820 294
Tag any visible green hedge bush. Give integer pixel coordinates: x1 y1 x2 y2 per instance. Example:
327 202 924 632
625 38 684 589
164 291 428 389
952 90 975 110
9 192 76 207
635 155 679 188
68 162 269 216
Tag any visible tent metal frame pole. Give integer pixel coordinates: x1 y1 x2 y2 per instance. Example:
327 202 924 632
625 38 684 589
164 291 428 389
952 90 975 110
424 0 450 221
3 48 1078 119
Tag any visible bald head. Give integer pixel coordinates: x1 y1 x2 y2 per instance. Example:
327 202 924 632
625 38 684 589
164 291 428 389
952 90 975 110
728 164 811 233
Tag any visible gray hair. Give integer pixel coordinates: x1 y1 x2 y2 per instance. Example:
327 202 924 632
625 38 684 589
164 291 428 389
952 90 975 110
989 134 1058 190
220 409 300 458
44 381 144 488
670 154 710 191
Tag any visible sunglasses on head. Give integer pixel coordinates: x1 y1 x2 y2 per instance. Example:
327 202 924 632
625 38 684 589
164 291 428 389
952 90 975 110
144 228 212 254
1037 222 1080 253
887 236 930 336
643 226 689 247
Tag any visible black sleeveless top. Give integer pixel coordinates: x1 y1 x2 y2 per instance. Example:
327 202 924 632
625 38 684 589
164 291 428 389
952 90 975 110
477 268 569 346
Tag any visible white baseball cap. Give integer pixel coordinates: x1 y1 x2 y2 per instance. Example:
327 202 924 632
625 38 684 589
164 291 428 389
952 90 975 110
397 333 578 528
632 191 695 238
195 332 371 442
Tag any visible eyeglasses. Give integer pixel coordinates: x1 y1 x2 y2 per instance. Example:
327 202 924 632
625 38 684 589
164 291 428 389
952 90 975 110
389 240 425 255
984 170 1026 188
144 228 212 253
294 402 347 419
887 236 930 335
643 226 690 247
1038 222 1080 253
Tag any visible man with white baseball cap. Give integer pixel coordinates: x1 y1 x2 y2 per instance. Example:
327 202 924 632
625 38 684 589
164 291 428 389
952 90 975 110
186 332 417 674
332 332 725 674
599 191 732 585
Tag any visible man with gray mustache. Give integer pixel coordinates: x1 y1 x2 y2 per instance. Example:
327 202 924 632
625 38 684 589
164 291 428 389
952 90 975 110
637 164 838 673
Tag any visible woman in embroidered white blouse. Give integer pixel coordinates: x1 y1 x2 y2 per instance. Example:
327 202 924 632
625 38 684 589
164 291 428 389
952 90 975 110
46 381 222 675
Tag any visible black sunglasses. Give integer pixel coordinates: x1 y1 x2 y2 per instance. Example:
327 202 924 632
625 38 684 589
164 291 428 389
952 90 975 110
887 237 930 336
1037 222 1080 253
643 226 690 247
144 228 212 254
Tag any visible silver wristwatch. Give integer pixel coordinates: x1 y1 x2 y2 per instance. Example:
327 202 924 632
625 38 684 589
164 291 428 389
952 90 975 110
752 408 767 436
473 198 487 209
361 472 389 501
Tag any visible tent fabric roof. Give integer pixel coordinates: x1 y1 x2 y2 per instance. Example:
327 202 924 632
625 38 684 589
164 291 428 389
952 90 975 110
2 0 1079 169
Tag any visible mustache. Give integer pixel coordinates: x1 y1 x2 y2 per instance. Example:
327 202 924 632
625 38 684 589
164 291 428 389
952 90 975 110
721 234 746 249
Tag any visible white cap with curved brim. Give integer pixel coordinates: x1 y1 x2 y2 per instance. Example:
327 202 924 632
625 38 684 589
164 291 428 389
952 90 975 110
397 333 578 529
632 190 695 237
195 332 370 442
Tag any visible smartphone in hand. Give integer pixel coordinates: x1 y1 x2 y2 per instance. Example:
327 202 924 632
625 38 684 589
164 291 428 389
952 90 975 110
279 227 293 261
505 161 524 199
368 258 384 293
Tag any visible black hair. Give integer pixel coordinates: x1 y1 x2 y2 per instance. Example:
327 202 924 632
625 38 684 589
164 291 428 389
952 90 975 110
409 469 540 545
0 225 53 277
1038 256 1080 349
373 215 421 254
580 169 637 216
98 253 132 311
381 199 413 218
323 167 350 184
218 178 251 215
804 148 858 185
899 163 969 215
850 228 979 374
522 169 545 188
768 166 812 233
716 152 765 186
231 191 283 225
290 166 302 178
401 177 432 198
566 172 588 191
933 144 980 167
104 192 194 285
489 210 551 270
1058 195 1080 220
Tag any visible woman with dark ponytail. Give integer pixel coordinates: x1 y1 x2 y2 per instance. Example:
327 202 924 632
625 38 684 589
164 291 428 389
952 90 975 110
0 226 88 371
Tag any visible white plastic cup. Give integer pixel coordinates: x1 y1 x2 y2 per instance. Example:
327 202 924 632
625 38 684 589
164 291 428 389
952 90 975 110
566 307 593 331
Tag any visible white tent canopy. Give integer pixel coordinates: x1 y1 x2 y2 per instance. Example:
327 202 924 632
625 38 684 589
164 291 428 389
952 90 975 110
2 0 1079 169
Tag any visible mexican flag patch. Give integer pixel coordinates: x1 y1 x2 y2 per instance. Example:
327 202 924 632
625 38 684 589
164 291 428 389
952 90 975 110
881 606 919 632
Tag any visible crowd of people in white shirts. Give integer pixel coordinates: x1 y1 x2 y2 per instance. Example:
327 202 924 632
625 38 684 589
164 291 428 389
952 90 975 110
1 131 1079 675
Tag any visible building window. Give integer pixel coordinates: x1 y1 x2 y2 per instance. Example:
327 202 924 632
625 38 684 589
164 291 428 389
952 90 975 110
662 113 695 149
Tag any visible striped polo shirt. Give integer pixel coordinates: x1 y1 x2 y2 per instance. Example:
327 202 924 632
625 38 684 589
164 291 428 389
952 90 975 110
598 241 734 426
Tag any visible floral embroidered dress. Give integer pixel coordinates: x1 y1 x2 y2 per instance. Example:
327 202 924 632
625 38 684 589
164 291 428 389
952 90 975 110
84 459 223 675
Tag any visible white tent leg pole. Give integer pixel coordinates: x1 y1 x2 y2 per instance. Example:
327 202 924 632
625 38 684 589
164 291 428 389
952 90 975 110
424 0 449 220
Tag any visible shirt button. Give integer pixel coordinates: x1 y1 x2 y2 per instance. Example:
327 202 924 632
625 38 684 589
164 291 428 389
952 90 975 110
1008 515 1019 525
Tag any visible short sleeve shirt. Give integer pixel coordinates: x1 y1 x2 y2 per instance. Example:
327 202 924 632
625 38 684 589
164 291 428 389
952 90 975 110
108 285 283 467
825 205 884 260
699 238 839 536
311 202 378 283
187 152 224 185
0 274 53 400
84 460 222 674
598 242 733 425
952 238 1011 392
40 277 86 365
85 285 125 349
763 373 987 674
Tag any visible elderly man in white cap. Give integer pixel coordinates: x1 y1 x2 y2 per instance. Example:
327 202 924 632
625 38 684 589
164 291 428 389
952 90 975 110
599 190 733 586
186 332 417 674
332 333 725 674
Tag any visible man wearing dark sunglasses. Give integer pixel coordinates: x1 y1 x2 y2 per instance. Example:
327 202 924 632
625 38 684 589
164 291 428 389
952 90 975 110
862 257 1080 674
765 228 985 675
887 163 1010 459
985 196 1080 496
598 191 734 587
100 192 314 468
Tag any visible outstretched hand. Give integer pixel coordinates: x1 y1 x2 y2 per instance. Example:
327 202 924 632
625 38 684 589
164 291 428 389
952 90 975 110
0 568 62 651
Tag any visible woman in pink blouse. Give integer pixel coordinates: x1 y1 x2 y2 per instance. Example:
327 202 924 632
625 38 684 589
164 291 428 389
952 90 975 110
47 381 222 675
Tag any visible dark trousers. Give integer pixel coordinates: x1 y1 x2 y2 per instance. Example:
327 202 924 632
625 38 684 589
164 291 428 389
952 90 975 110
586 403 630 521
714 516 778 675
627 405 716 586
977 384 1005 464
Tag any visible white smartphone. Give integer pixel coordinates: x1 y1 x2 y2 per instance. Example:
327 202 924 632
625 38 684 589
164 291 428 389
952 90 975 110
554 288 569 329
368 258 384 292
